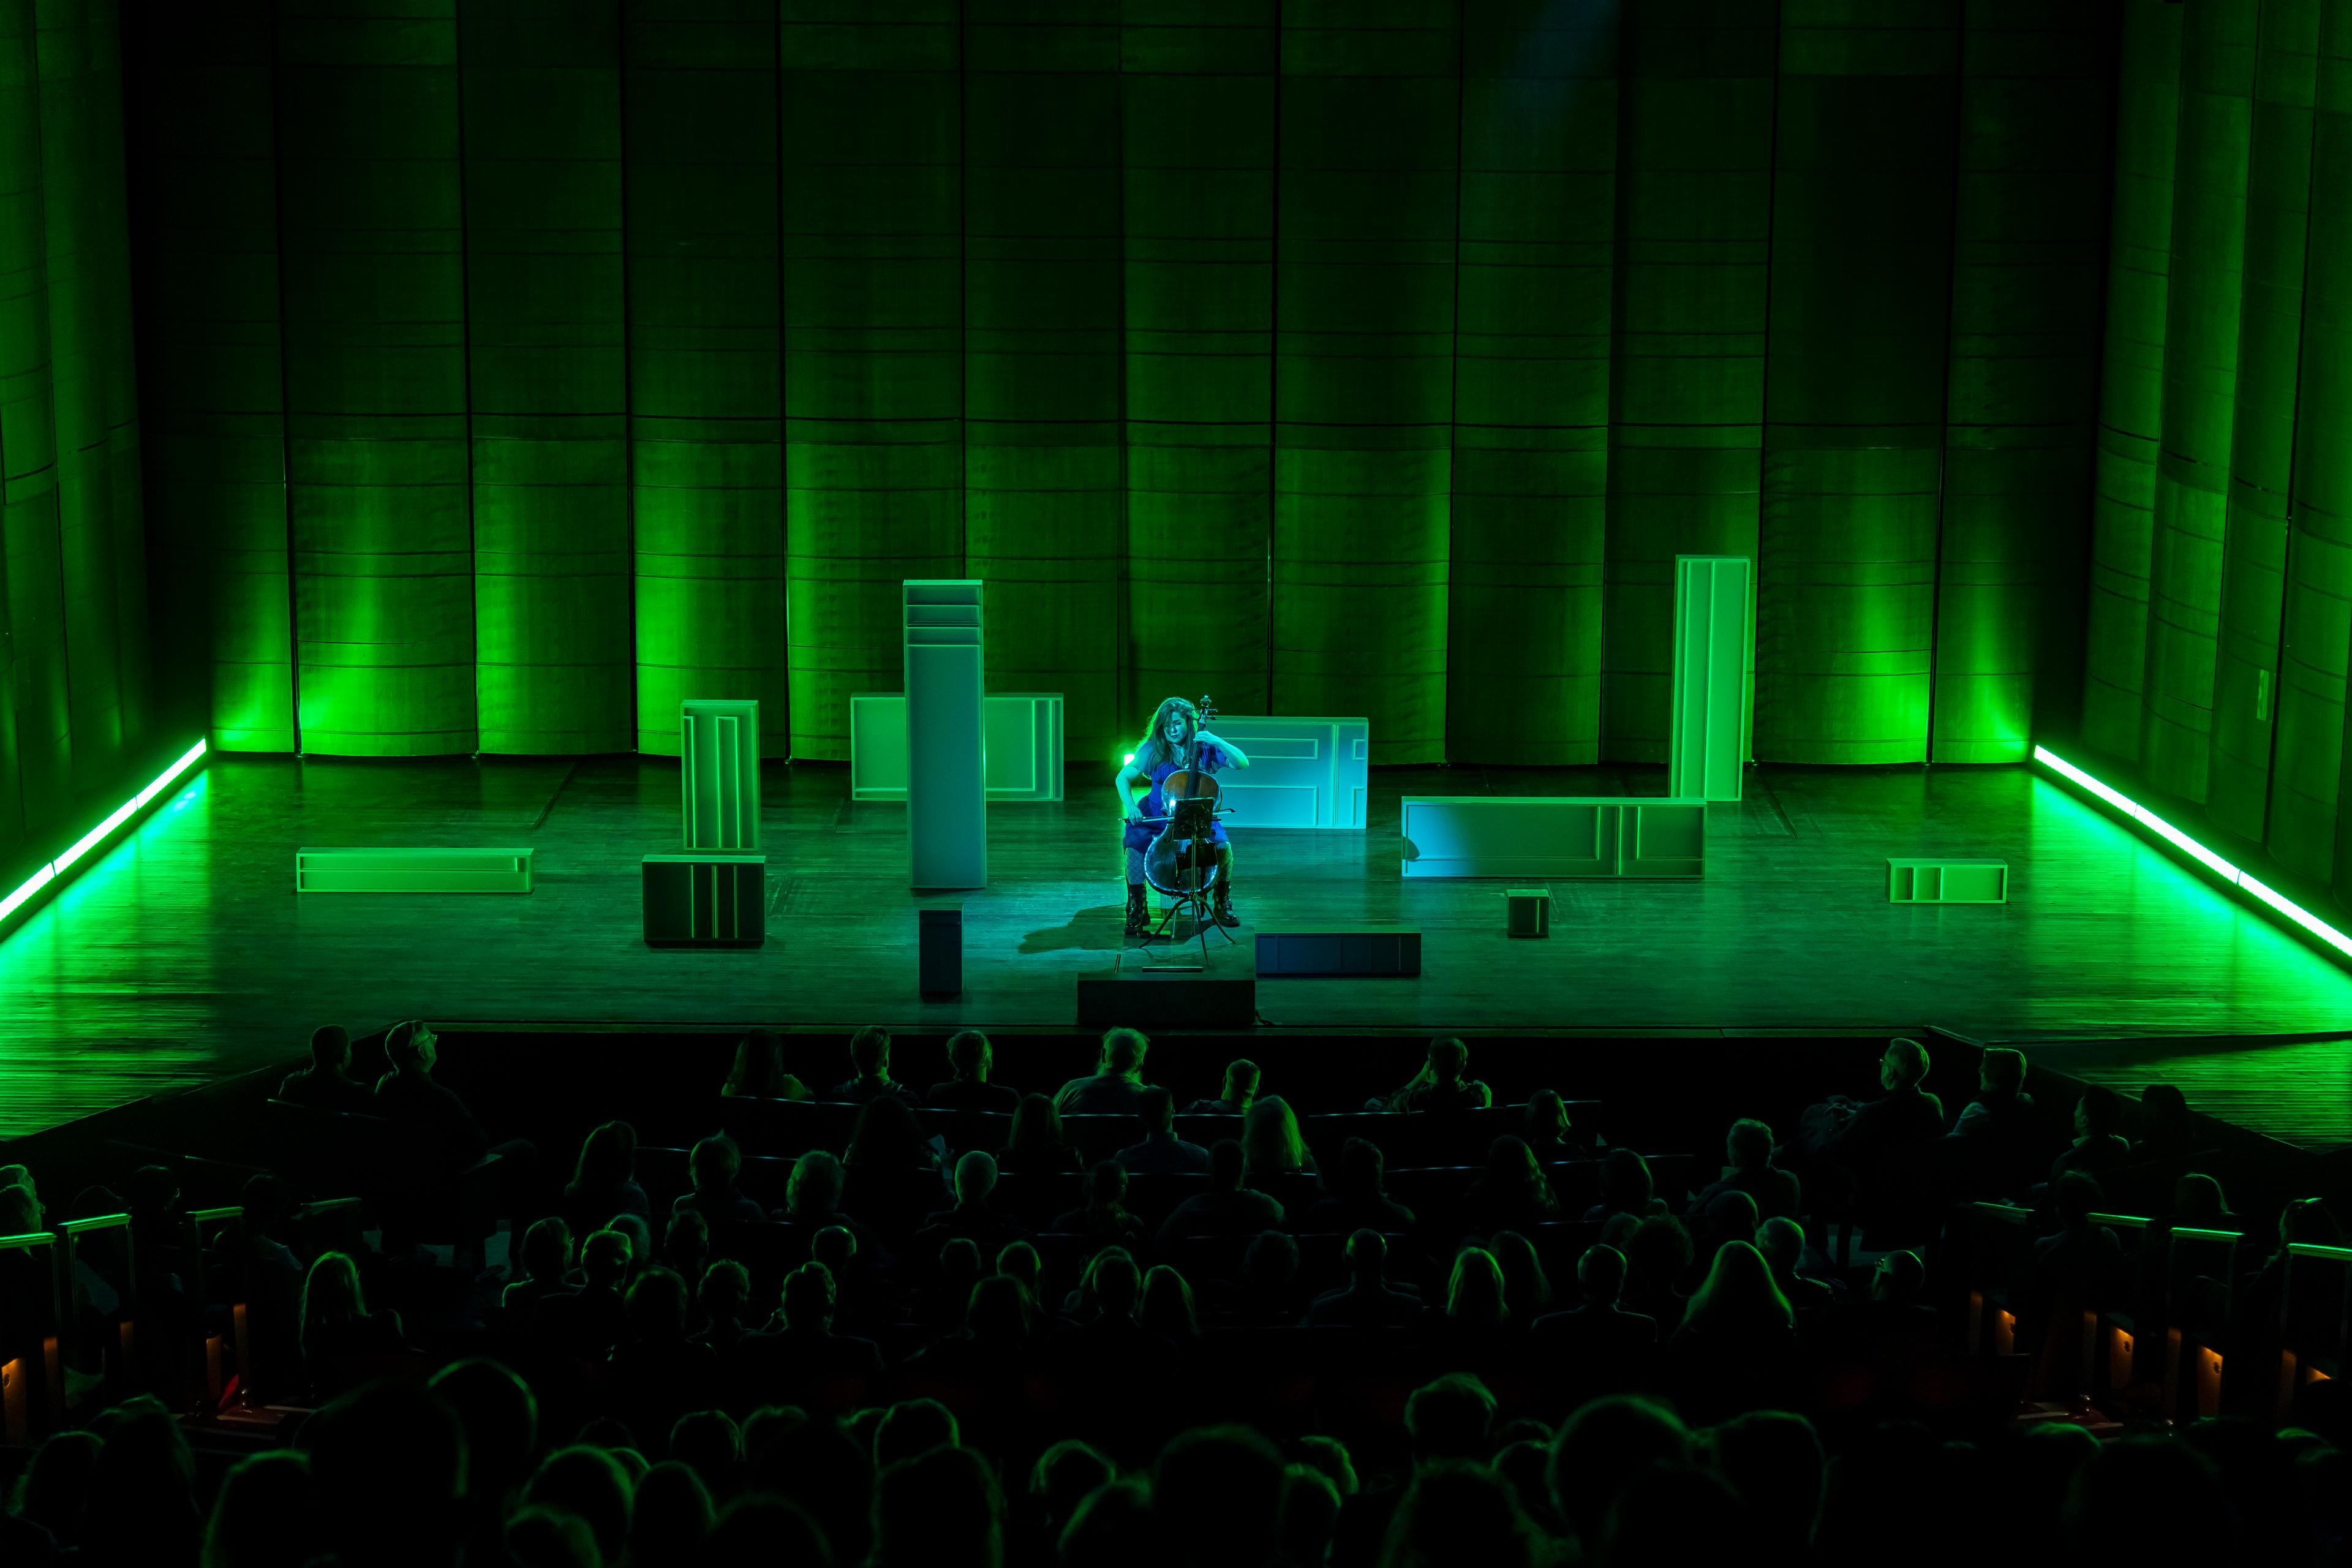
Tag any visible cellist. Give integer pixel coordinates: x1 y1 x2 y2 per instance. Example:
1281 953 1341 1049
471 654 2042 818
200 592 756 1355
1115 696 1251 938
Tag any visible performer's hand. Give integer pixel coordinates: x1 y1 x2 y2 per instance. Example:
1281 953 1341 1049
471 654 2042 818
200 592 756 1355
1122 804 1145 824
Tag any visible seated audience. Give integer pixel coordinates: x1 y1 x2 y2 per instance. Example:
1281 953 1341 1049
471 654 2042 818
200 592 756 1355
1116 1085 1213 1174
663 1208 709 1283
502 1216 578 1329
925 1028 1019 1112
731 1261 883 1411
1461 1136 1562 1235
605 1266 720 1441
1525 1087 1590 1163
300 1251 410 1396
1690 1118 1801 1222
843 1096 948 1188
1623 1213 1695 1332
826 1025 911 1105
1948 1044 2035 1140
722 1028 807 1101
277 1023 377 1115
1054 1027 1155 1115
1054 1160 1151 1244
2173 1170 2229 1224
1755 1215 1838 1312
1305 1229 1422 1328
2134 1082 2198 1158
695 1259 752 1356
564 1120 651 1237
1300 1136 1417 1234
918 1151 1029 1254
1159 1139 1283 1239
1667 1240 1799 1422
1584 1147 1666 1224
1533 1245 1657 1351
1492 1230 1553 1321
2049 1087 2132 1185
998 1093 1085 1173
1183 1057 1260 1117
1378 1036 1493 1113
536 1227 633 1362
1225 1231 1307 1326
372 1020 489 1164
672 1136 765 1224
1240 1096 1316 1191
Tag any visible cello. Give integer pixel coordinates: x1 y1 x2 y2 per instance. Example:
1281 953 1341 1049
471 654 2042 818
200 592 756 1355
1139 695 1229 921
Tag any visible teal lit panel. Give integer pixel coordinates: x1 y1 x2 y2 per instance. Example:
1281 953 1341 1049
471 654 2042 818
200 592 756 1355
1602 0 1776 764
2274 0 2352 886
0 0 66 848
1448 0 1618 765
121 1 292 755
462 0 631 754
36 0 141 790
782 2 963 762
1121 1 1275 735
1275 1 1457 766
963 3 1122 760
1757 2 1960 764
277 1 477 756
2209 0 2320 837
2141 0 2256 803
625 0 786 756
1931 1 2111 763
2083 0 2184 762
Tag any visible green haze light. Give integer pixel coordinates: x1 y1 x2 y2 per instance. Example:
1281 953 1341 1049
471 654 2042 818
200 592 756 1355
0 740 210 934
2033 744 2352 961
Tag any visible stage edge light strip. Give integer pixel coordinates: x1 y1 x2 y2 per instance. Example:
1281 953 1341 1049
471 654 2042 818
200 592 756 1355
0 739 208 927
2032 744 2352 961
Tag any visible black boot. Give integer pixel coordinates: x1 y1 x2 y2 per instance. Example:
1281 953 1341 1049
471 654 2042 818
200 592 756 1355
1125 883 1155 939
1212 870 1238 927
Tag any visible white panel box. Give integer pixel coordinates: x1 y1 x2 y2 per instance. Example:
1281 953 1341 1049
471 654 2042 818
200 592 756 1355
296 848 535 894
849 693 1064 802
905 581 987 889
1401 797 1706 880
1887 859 2009 903
1186 715 1370 829
1669 555 1754 802
680 699 760 851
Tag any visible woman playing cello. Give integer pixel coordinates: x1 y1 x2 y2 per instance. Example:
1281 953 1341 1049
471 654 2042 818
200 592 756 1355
1114 696 1251 938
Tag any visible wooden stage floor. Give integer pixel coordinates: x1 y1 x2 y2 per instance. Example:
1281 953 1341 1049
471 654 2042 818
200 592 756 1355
4 754 2351 1144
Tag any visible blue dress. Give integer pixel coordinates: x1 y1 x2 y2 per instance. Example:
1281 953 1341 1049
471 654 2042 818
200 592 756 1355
1122 742 1234 853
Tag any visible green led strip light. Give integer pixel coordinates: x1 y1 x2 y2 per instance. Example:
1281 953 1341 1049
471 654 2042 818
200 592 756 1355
0 739 209 929
2032 744 2352 962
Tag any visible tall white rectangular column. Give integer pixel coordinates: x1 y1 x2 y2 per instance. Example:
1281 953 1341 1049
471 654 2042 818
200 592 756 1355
680 699 761 850
905 580 986 888
1668 555 1753 802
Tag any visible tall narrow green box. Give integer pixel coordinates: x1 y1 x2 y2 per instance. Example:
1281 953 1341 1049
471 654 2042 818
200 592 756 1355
1507 888 1551 938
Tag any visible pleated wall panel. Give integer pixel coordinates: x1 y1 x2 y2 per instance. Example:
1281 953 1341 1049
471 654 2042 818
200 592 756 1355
2082 0 2182 761
2274 0 2352 884
0 0 67 845
781 2 964 762
1757 1 1959 764
963 2 1121 759
624 0 785 756
36 0 142 789
1121 1 1275 736
1601 0 1776 765
1446 0 1617 765
124 1 292 753
462 0 630 754
277 1 475 756
2208 0 2320 837
2139 0 2256 802
1275 1 1457 766
1931 1 2110 763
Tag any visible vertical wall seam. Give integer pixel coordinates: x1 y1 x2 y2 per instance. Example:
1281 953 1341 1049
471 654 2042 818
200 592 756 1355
1444 0 1466 769
1925 0 1972 762
454 2 480 753
618 0 638 747
1265 0 1281 718
265 0 301 753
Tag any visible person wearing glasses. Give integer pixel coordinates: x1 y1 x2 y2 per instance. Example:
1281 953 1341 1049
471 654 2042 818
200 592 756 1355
372 1019 488 1164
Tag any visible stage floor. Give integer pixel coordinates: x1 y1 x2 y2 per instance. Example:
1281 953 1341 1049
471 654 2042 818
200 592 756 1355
4 753 2351 1141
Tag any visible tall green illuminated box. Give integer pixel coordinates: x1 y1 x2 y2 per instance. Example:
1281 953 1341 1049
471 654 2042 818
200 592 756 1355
1669 556 1754 802
643 853 766 948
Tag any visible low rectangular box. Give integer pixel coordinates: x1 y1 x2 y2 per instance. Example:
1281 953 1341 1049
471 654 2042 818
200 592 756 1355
295 848 535 894
1887 859 2009 904
1506 889 1551 938
643 854 766 947
1401 797 1706 879
1255 927 1422 977
1078 947 1256 1028
919 906 962 995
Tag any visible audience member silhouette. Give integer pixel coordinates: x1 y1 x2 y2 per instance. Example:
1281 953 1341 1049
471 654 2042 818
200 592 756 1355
1524 1087 1590 1163
1380 1036 1493 1113
1153 1425 1288 1568
371 1020 488 1166
1184 1057 1260 1116
277 1025 375 1116
563 1120 650 1237
536 1227 633 1362
298 1251 410 1396
1381 1458 1546 1568
926 1029 1019 1112
303 1380 467 1568
870 1443 1003 1567
826 1025 912 1104
1054 1160 1151 1243
673 1136 764 1224
720 1028 806 1101
1668 1240 1800 1422
1055 1027 1155 1115
1305 1229 1423 1329
1691 1118 1801 1221
1240 1096 1316 1191
1461 1136 1561 1234
521 1446 633 1568
1584 1148 1665 1223
200 1449 314 1568
626 1461 713 1568
998 1093 1085 1173
1159 1139 1285 1240
1543 1395 1692 1555
1116 1085 1213 1174
921 1151 1030 1254
2049 1088 2133 1185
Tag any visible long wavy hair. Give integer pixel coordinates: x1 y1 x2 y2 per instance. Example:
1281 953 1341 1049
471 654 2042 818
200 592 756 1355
1133 696 1203 772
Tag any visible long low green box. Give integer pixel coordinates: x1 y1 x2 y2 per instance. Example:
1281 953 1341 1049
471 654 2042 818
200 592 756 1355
295 848 535 894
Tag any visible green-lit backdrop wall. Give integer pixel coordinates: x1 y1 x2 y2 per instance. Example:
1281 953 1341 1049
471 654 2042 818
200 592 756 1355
0 0 151 874
2082 0 2352 910
129 0 2116 765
